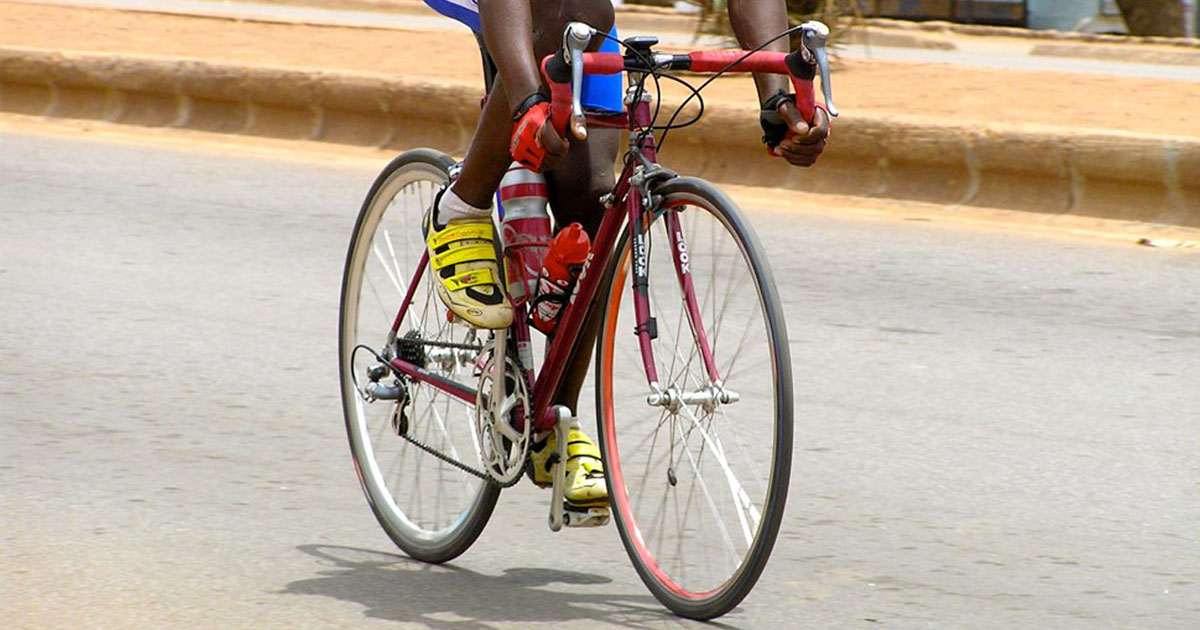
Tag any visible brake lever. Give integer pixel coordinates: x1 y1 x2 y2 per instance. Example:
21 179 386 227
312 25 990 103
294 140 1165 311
563 22 596 140
800 20 839 117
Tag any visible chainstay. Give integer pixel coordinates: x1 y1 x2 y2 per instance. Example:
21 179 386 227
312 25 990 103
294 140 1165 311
375 333 528 489
399 430 524 489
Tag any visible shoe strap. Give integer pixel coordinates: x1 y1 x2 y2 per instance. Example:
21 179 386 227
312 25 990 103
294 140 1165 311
431 244 498 271
442 266 500 292
427 222 494 250
565 431 604 475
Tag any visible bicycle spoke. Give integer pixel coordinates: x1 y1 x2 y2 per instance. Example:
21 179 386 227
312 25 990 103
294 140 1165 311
371 243 404 296
364 274 396 334
677 431 742 564
678 404 760 545
598 179 790 615
716 301 762 385
427 391 477 498
340 150 496 564
382 228 407 292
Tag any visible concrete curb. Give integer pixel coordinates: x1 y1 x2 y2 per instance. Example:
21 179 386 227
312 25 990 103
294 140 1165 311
1028 43 1200 67
2 46 1196 227
862 17 1200 50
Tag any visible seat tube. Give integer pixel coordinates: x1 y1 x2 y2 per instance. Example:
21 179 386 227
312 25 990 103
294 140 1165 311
665 210 722 383
390 251 429 335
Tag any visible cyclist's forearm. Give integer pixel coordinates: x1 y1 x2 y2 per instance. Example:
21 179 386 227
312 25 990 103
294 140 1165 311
478 0 542 113
727 0 792 105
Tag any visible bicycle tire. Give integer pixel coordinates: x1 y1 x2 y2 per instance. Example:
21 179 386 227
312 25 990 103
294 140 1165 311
594 176 793 619
338 148 499 563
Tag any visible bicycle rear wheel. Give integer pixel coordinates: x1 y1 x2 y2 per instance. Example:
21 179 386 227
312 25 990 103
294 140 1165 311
338 149 498 563
595 177 792 619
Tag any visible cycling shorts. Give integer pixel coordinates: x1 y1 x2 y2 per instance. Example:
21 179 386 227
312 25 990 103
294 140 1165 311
422 0 625 114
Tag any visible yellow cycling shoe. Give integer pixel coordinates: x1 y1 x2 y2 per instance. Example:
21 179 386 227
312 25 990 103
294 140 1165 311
527 425 609 508
423 196 513 330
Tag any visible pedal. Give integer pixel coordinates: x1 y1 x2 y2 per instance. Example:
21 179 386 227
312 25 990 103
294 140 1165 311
563 506 610 528
546 406 572 532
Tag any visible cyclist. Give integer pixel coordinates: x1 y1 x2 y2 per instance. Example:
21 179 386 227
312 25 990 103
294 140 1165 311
421 0 830 511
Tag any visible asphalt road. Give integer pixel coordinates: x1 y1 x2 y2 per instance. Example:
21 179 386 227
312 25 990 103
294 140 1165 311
2 126 1199 629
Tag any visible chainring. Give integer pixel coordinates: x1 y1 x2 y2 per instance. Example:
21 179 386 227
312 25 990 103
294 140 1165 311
473 346 532 485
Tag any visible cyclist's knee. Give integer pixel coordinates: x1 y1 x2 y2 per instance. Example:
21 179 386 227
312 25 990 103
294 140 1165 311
531 0 614 49
549 179 610 235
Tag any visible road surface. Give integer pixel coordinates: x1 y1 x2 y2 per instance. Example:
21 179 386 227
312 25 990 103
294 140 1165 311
2 123 1199 628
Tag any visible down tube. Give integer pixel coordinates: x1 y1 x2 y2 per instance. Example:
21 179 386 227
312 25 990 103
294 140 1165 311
530 207 626 432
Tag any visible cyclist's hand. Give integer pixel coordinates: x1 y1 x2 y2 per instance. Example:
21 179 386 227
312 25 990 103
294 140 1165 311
774 101 829 168
511 100 570 173
536 116 570 171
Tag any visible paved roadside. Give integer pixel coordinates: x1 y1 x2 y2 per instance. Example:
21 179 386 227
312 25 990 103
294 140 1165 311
2 0 1198 137
6 112 1198 246
2 0 1197 233
28 0 1200 81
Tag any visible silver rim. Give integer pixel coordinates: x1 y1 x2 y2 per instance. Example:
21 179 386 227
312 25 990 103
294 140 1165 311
340 160 494 546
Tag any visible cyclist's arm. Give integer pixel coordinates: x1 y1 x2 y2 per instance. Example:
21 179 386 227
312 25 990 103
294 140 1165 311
726 0 792 106
728 0 830 165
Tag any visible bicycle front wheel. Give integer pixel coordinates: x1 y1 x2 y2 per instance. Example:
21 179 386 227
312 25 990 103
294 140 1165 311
595 177 793 619
338 149 498 563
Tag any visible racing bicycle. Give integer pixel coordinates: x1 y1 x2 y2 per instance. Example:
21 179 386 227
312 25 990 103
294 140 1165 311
337 21 837 619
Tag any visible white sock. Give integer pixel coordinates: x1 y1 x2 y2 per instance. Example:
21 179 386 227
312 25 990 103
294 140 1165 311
437 187 492 223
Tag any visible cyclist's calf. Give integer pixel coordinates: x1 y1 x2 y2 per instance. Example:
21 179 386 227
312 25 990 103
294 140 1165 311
544 127 619 236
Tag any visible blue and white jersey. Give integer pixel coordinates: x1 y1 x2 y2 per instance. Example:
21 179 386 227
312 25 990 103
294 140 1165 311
422 0 624 114
423 0 482 32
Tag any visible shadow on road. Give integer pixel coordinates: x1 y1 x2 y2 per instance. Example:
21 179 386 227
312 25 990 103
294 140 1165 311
284 544 741 628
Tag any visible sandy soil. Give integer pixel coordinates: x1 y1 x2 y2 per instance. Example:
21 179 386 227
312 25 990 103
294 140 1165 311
0 1 1197 137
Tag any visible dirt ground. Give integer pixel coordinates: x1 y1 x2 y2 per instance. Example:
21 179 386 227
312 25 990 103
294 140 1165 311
0 1 1197 137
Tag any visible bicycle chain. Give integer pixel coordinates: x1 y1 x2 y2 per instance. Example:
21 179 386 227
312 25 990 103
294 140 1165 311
407 338 484 352
366 338 527 489
398 427 526 489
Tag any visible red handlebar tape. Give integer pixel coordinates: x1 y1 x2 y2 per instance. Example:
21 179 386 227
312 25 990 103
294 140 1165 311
687 50 787 73
579 52 625 75
689 51 817 123
539 48 821 132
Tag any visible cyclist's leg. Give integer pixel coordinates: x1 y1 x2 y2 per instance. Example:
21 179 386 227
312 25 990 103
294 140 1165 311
452 0 615 210
426 0 615 329
545 128 620 411
544 26 626 410
530 15 624 507
451 76 514 210
524 127 620 506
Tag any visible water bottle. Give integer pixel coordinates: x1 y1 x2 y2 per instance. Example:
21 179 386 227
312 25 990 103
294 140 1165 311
531 222 591 335
498 162 551 302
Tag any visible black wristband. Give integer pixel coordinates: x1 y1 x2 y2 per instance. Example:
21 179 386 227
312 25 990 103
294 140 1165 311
512 93 549 121
760 91 793 114
759 92 795 149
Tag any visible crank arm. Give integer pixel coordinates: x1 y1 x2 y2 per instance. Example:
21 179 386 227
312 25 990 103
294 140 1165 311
547 406 572 532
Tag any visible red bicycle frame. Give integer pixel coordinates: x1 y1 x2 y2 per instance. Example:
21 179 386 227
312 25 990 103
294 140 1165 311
385 43 827 433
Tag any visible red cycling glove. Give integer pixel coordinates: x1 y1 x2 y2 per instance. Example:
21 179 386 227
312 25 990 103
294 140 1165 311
510 95 553 172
